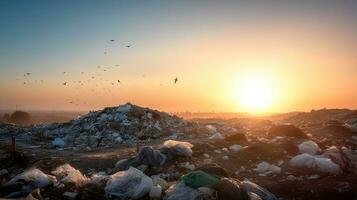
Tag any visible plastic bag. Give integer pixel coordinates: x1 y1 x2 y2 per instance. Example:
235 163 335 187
6 168 55 188
105 167 153 199
164 181 200 200
160 140 194 157
52 164 87 185
181 170 220 189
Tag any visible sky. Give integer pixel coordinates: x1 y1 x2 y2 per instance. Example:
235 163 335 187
0 0 357 113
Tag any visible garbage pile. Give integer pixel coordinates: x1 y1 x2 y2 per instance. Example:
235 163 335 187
4 103 204 150
0 139 279 200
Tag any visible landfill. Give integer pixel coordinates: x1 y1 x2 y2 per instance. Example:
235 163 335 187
0 104 357 199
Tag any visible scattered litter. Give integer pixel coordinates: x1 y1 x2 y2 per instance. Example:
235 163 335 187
6 168 55 188
164 181 199 200
229 144 242 152
114 146 167 171
209 132 225 140
181 170 220 189
63 191 78 200
160 140 194 157
254 162 281 174
52 164 87 185
52 138 66 148
205 125 217 134
298 140 319 155
290 153 340 173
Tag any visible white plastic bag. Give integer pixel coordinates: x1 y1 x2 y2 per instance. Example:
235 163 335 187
298 140 319 155
52 164 87 185
105 167 153 199
7 168 55 188
164 181 199 200
161 140 194 157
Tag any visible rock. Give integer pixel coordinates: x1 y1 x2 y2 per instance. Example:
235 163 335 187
63 192 79 200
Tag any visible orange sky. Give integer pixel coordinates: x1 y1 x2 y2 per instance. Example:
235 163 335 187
1 1 356 113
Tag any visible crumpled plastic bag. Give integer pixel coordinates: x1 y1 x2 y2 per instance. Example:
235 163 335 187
160 140 194 158
105 167 153 199
2 168 56 198
290 153 340 174
181 170 220 189
114 146 167 171
164 181 200 200
52 164 87 185
241 180 278 200
6 168 56 188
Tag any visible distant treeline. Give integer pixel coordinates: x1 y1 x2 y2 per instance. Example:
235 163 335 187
1 111 31 125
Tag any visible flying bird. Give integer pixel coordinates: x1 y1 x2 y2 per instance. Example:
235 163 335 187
117 80 121 83
125 45 131 48
25 73 30 76
63 82 67 86
110 40 115 42
174 77 178 84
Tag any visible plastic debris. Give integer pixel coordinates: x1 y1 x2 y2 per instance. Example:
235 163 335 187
241 180 278 200
298 140 319 155
105 167 153 199
290 153 340 173
164 181 199 200
181 170 220 189
52 138 66 148
209 132 225 140
52 164 87 185
6 168 55 188
160 140 194 157
114 146 167 171
254 162 281 174
229 144 242 152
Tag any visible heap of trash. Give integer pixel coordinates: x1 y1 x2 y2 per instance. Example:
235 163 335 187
2 103 208 150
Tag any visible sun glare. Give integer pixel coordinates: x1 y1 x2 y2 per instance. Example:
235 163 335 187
235 74 276 113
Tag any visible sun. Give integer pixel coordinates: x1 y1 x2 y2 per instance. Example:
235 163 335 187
234 74 276 113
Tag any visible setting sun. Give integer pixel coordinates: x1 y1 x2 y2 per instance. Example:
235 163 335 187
235 74 276 113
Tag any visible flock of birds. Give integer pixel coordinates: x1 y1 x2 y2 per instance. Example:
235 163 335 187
19 40 179 107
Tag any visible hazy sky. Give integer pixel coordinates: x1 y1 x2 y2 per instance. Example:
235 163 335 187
1 0 357 113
